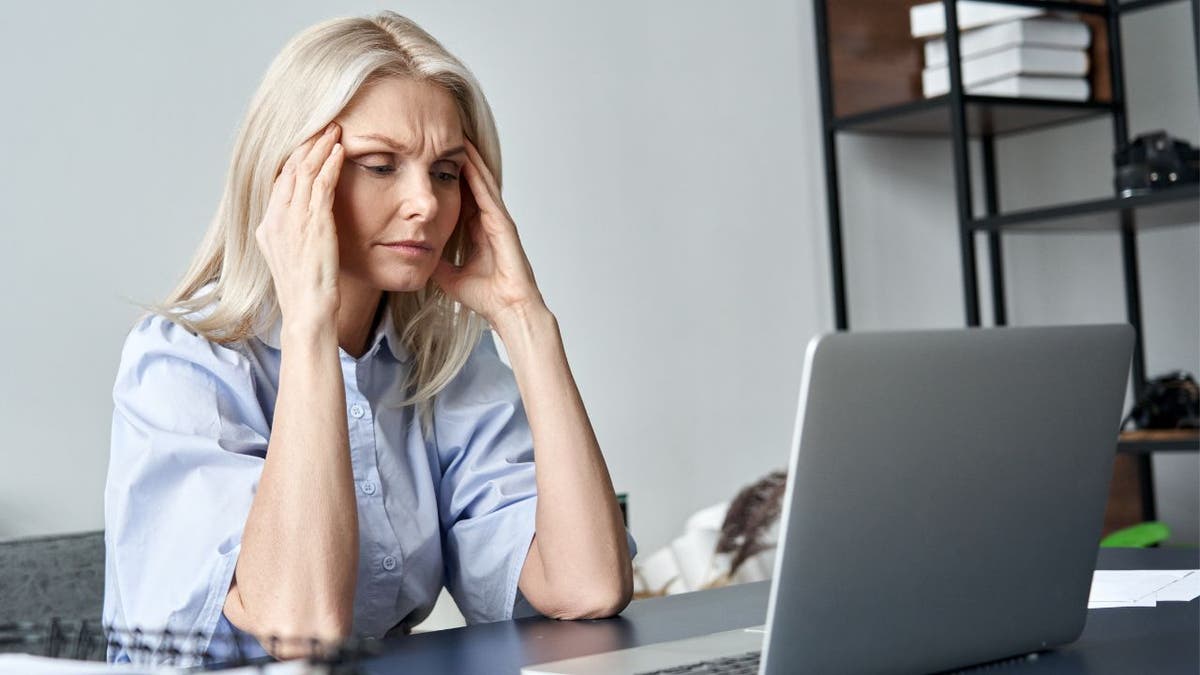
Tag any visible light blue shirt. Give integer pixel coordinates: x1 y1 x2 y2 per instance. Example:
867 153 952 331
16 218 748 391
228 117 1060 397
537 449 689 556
103 302 633 665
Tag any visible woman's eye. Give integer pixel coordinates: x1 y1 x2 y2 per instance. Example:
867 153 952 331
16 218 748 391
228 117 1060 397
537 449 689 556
353 154 396 176
353 158 455 182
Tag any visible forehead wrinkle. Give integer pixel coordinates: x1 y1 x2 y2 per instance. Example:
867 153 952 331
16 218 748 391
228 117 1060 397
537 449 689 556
350 118 463 157
344 104 460 158
349 130 463 162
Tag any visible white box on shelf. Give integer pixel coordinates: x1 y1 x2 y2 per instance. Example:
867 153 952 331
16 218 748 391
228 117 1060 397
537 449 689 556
924 73 1091 100
925 17 1091 67
922 45 1089 95
910 0 1047 38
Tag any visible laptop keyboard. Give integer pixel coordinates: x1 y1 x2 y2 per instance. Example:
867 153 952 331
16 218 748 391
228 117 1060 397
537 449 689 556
637 650 761 674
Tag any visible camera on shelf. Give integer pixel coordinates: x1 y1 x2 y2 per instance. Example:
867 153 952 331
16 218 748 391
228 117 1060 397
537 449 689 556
1123 371 1200 431
1113 130 1199 198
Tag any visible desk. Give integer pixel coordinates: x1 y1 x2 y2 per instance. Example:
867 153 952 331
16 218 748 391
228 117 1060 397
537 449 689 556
362 548 1198 674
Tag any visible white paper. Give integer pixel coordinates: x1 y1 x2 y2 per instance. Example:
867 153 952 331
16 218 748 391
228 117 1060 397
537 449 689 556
1088 598 1158 609
0 654 182 675
0 654 325 675
1087 569 1200 609
1153 570 1200 602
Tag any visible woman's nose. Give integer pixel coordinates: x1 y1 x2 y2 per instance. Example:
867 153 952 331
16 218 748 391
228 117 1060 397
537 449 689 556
398 173 438 222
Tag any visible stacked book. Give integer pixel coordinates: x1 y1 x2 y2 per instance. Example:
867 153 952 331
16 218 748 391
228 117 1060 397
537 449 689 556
910 1 1093 101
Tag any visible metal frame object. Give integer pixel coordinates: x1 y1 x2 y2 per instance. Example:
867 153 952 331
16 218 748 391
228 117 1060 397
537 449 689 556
811 0 1200 522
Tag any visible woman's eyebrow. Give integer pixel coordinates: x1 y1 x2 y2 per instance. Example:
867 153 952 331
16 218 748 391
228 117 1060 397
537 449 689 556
350 133 466 160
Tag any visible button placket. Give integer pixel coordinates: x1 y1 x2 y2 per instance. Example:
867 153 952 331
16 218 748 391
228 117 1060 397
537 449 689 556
348 399 376 497
346 360 404 588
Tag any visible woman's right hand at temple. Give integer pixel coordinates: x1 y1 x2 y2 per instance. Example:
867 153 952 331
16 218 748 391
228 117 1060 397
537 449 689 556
255 122 345 332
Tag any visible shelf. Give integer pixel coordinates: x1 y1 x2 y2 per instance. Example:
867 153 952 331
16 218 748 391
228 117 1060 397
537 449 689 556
971 0 1108 11
969 184 1200 232
1118 0 1190 14
1117 429 1200 454
942 0 1182 13
833 95 1116 137
822 1 1113 121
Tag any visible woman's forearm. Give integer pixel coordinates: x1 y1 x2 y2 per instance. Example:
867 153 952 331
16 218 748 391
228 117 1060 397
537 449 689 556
495 304 633 619
224 322 358 653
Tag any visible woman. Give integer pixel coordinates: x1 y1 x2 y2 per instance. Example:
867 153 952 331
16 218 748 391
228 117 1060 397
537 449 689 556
103 11 634 664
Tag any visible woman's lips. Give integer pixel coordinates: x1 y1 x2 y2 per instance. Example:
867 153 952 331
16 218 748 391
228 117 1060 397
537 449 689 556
381 241 432 257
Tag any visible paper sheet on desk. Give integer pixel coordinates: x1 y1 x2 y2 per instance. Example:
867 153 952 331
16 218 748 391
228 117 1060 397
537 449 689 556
1087 569 1200 609
0 654 326 674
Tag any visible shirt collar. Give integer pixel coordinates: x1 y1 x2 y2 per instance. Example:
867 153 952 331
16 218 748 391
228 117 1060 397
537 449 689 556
255 299 411 363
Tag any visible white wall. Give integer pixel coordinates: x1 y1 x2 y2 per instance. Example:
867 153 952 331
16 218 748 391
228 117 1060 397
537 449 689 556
1 0 1195 558
0 0 826 553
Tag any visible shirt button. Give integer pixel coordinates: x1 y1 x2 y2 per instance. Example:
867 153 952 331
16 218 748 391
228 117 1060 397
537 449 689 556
382 555 397 572
349 404 365 419
361 481 377 496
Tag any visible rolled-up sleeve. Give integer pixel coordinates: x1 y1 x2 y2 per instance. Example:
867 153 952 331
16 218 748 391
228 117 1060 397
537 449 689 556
433 331 540 624
103 314 269 665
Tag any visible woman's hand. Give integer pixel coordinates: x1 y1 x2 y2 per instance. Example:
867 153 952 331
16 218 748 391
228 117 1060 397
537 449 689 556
255 122 345 332
431 139 546 326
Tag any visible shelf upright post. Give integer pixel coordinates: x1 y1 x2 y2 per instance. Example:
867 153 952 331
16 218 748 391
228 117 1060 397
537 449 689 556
1194 0 1200 96
943 0 982 326
1107 0 1156 522
813 0 849 331
981 135 1007 326
1120 217 1156 521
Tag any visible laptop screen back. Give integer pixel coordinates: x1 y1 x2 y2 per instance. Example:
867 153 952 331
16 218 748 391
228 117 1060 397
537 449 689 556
762 325 1133 674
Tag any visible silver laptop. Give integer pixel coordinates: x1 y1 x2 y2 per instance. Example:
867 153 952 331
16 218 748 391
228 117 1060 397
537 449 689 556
524 325 1133 675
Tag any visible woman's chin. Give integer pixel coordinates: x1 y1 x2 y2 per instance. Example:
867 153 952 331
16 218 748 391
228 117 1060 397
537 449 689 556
376 270 434 293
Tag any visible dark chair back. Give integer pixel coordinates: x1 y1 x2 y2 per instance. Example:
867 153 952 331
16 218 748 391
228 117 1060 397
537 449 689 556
0 530 105 635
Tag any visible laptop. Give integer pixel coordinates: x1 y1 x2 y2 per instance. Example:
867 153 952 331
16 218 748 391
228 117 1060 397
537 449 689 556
523 324 1133 675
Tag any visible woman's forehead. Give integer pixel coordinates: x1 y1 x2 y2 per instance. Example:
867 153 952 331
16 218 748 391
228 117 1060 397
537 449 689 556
337 77 462 151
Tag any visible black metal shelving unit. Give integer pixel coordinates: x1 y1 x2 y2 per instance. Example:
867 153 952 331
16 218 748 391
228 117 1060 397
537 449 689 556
813 0 1200 522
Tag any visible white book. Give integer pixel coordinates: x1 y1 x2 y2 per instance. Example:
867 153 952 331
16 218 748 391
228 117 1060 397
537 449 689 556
925 74 1091 100
922 45 1089 94
911 1 1046 38
925 17 1092 67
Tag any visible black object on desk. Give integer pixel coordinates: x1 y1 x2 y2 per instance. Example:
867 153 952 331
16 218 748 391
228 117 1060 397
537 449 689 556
362 548 1199 675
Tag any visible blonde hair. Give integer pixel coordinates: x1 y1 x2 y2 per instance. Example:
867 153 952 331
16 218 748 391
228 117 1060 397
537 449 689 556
151 11 499 430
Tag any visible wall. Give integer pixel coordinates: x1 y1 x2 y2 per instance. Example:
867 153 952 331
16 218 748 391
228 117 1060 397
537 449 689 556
1 1 1194 559
0 0 826 555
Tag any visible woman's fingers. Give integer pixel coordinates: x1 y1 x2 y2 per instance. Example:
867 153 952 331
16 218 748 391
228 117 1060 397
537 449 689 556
292 123 341 212
267 161 298 215
463 139 503 206
310 142 344 213
460 156 512 239
280 135 316 200
458 158 491 213
267 140 312 214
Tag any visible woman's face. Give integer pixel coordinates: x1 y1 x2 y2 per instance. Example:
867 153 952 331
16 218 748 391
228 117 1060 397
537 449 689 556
331 76 467 293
